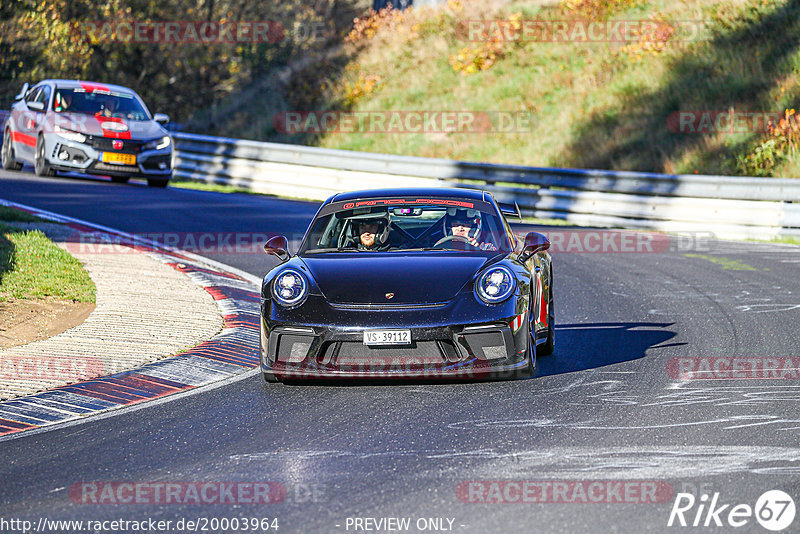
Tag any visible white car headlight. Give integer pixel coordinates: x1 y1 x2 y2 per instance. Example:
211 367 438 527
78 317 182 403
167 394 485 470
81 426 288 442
272 269 308 307
475 265 515 304
144 136 171 151
54 125 86 143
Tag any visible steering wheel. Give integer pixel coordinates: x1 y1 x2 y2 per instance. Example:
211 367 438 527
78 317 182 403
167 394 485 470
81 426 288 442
433 235 477 249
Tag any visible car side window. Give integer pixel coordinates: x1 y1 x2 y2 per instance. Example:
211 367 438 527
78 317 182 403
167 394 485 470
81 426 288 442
24 87 41 105
36 86 51 110
498 212 517 250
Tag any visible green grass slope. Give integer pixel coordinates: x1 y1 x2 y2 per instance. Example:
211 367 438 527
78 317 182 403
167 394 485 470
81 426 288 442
198 0 800 178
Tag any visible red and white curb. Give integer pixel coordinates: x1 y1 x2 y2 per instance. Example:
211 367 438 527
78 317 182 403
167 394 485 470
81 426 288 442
0 199 263 439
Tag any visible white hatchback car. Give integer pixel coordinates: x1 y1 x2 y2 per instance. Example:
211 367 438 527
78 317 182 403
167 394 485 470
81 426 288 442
2 79 173 187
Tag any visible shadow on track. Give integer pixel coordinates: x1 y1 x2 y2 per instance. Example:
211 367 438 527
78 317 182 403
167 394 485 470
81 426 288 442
537 321 678 377
270 323 679 387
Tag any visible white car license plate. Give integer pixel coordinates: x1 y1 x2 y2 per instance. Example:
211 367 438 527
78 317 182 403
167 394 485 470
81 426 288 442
363 329 411 346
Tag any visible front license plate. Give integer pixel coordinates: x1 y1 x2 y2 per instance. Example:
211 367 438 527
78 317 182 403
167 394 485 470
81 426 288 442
363 329 411 346
101 152 136 165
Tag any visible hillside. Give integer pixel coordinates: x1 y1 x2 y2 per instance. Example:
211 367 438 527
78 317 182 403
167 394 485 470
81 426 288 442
0 0 368 127
198 0 800 178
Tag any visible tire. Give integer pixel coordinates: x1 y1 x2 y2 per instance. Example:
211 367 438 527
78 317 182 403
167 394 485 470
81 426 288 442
34 135 55 177
538 267 555 356
2 129 23 171
148 177 169 188
263 371 279 383
518 324 536 379
110 176 129 184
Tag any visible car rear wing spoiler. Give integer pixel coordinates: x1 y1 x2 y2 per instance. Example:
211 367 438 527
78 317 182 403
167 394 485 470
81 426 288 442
499 202 522 221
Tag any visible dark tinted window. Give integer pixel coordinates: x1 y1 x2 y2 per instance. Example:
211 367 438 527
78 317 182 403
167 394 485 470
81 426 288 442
300 202 509 254
53 88 149 120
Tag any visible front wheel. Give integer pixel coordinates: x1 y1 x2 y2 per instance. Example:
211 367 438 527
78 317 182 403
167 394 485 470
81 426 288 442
518 324 536 379
148 177 169 188
2 129 23 171
263 371 279 383
34 135 55 177
537 267 555 356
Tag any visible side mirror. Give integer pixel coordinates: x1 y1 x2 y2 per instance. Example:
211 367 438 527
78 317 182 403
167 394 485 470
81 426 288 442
153 113 170 125
264 235 290 262
27 101 44 112
519 231 550 262
14 83 29 101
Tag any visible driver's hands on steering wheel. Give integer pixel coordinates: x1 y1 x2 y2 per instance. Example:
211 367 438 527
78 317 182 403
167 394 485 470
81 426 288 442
433 235 478 249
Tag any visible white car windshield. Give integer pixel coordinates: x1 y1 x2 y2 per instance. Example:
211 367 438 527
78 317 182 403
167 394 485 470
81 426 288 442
53 88 150 121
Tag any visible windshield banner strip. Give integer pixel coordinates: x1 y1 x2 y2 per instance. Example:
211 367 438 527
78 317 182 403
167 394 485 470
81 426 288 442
320 198 495 217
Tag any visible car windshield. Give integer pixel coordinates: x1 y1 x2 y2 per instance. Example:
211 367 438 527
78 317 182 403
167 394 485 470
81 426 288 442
53 88 150 121
300 200 510 254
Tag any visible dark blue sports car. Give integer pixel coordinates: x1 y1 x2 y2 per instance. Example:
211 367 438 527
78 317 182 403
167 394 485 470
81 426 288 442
260 188 553 381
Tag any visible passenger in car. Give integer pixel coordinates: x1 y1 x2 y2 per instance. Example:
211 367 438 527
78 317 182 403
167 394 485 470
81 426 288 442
444 209 497 251
54 91 72 113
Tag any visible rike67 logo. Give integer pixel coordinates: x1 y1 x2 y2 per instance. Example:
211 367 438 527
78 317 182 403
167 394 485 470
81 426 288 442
668 490 795 531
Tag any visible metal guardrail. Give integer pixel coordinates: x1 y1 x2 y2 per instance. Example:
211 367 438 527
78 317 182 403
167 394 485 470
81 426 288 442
180 132 798 239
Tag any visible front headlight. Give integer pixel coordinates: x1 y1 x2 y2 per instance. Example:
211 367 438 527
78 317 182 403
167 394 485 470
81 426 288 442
144 136 171 151
54 125 86 143
475 265 515 304
272 269 308 307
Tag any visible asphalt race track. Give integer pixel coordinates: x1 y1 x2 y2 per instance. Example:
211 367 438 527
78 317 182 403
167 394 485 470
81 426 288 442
2 170 800 533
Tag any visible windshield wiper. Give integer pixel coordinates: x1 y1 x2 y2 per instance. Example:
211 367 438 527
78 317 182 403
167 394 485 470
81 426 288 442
303 248 367 254
390 247 453 252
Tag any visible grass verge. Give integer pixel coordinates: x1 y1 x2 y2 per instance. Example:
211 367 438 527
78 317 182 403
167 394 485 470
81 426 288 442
0 205 48 224
168 179 325 203
0 208 95 303
168 179 263 196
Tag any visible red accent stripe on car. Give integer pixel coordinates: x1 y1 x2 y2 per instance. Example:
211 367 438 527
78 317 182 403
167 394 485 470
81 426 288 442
510 308 527 333
539 277 547 326
10 130 36 147
79 82 111 93
97 116 132 140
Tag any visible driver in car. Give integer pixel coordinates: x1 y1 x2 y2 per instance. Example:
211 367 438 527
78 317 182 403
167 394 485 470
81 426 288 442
443 209 497 251
352 214 391 250
99 96 118 118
